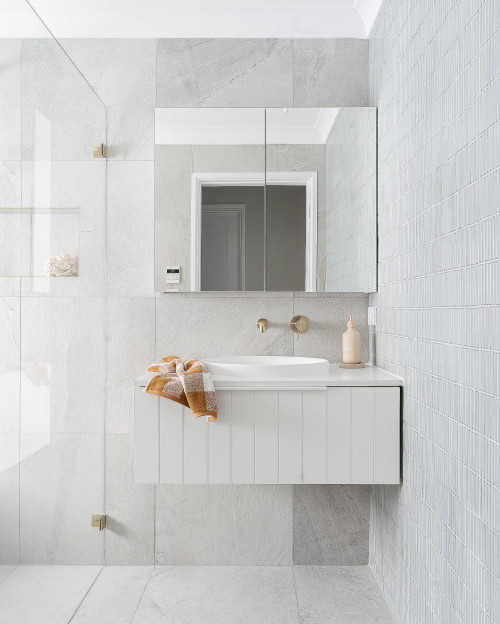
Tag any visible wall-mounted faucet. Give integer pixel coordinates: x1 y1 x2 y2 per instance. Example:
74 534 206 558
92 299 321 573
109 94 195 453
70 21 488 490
290 315 309 335
256 318 268 333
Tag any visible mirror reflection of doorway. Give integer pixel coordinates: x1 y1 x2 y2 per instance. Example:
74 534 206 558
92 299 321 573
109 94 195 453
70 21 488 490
201 204 245 291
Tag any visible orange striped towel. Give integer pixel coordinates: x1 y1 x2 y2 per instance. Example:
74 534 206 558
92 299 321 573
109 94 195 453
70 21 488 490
145 356 217 422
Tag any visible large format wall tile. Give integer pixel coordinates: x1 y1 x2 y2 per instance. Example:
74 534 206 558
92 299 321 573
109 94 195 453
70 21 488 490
19 433 104 564
292 293 369 362
20 160 106 298
293 39 369 107
0 297 20 434
105 433 155 565
293 485 370 565
155 485 293 565
0 40 21 161
107 161 155 296
61 39 157 161
106 297 155 435
156 296 294 358
157 39 293 107
20 297 105 434
0 434 19 564
21 39 106 161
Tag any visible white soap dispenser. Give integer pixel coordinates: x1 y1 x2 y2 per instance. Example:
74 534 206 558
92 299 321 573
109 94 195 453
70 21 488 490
340 313 364 368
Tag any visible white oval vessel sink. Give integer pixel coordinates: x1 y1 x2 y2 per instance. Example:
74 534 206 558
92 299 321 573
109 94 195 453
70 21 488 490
202 356 329 378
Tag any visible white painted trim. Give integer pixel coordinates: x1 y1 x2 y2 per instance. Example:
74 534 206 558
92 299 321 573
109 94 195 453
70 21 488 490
190 171 317 292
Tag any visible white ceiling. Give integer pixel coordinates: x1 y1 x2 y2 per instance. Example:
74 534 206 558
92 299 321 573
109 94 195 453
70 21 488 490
155 107 339 145
3 0 384 38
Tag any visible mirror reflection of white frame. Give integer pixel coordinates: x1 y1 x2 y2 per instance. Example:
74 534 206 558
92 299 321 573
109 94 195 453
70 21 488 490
191 171 317 292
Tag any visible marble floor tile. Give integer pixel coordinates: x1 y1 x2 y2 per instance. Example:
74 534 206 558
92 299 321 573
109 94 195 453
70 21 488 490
0 565 101 624
132 566 300 624
71 566 153 624
293 485 370 565
155 484 293 565
293 566 394 624
0 566 17 586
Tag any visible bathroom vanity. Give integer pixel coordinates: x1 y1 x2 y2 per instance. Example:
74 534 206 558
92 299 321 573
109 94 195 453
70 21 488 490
134 361 402 485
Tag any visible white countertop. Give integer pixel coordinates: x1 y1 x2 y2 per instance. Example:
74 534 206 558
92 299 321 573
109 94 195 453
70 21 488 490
135 364 403 389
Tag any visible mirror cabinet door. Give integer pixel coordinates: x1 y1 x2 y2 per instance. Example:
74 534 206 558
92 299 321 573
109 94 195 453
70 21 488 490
154 107 377 293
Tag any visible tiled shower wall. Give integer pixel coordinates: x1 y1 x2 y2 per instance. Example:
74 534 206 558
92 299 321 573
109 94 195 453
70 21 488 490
369 1 500 623
58 38 373 566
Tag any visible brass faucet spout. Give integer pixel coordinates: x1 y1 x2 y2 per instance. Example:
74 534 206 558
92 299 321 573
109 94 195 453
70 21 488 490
257 318 268 333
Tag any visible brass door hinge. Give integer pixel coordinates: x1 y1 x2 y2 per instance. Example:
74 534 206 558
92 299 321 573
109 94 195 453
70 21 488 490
91 514 106 530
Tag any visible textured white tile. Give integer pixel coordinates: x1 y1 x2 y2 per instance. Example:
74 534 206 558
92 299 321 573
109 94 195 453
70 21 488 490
106 297 155 434
293 485 370 565
105 433 155 565
155 485 293 565
0 565 101 624
156 296 293 358
293 39 369 107
107 161 154 296
71 566 153 624
0 435 19 564
133 566 299 624
157 39 293 107
20 297 105 434
61 39 157 160
294 566 394 623
19 434 104 564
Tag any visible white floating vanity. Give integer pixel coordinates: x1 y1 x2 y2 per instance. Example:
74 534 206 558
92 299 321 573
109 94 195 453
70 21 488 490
134 360 402 485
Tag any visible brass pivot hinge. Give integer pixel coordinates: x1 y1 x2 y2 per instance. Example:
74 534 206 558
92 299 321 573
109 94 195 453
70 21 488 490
93 143 107 158
91 514 106 530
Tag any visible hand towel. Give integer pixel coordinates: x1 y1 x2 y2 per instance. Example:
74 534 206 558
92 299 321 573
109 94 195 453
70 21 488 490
145 356 218 421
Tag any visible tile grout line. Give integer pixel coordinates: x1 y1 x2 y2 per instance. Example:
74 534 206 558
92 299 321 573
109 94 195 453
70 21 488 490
290 566 303 624
67 566 105 624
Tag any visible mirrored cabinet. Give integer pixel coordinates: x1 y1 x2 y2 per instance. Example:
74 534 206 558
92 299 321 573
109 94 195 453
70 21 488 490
155 107 377 293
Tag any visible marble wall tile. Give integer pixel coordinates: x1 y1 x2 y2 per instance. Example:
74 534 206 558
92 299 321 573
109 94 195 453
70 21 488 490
0 565 102 624
293 485 370 565
61 39 157 161
107 161 155 297
0 297 20 434
0 161 21 207
106 298 155 435
154 220 191 293
292 294 369 362
20 297 105 434
20 160 106 297
0 434 19 564
19 433 104 564
155 145 193 220
0 40 21 161
156 296 294 358
21 39 106 161
293 39 369 107
133 566 299 624
155 485 293 565
191 144 265 173
293 566 394 623
157 39 293 107
71 566 153 624
105 433 155 565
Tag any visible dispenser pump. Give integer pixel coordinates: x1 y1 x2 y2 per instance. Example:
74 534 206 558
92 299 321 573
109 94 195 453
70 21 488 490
342 313 361 365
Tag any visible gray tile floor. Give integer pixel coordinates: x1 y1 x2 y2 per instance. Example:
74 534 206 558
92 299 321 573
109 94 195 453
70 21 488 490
0 565 393 624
